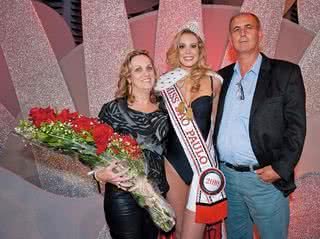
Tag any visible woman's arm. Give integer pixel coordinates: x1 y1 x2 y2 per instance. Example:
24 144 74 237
94 161 133 190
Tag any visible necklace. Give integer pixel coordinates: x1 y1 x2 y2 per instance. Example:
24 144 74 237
175 77 193 120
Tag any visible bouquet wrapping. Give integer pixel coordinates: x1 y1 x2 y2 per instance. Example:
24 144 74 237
15 107 175 232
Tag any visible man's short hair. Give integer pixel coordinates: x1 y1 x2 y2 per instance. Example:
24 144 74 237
229 12 261 32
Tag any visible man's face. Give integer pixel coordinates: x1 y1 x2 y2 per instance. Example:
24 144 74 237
229 15 262 55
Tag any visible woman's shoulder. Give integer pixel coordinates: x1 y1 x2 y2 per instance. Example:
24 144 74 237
206 70 224 84
155 68 189 92
98 98 125 119
156 95 167 113
99 99 116 112
196 70 223 96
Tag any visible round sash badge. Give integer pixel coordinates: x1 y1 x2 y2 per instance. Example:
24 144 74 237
199 168 225 195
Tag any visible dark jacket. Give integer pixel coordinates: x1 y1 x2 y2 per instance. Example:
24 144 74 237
213 53 306 196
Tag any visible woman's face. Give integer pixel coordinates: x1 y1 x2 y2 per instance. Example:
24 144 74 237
128 54 156 92
178 33 200 71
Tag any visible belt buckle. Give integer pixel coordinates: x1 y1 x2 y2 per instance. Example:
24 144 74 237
249 165 254 172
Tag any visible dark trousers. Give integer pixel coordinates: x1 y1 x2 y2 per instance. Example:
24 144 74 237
104 184 159 239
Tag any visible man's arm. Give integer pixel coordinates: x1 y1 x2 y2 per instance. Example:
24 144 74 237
265 64 306 183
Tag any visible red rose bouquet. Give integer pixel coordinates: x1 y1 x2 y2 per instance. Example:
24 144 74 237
15 107 175 232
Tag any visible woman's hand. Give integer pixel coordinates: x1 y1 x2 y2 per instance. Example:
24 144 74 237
95 161 133 190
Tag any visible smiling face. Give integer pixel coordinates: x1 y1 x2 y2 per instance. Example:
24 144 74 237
128 54 156 93
177 32 200 71
229 14 262 55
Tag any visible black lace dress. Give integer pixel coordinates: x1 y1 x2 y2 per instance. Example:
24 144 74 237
98 97 169 239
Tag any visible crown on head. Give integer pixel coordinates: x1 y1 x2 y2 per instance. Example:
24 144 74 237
179 20 204 41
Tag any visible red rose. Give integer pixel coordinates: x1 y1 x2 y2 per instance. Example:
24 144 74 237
117 135 142 160
29 107 56 127
72 116 98 133
121 135 138 146
56 109 78 123
92 123 114 154
96 143 107 155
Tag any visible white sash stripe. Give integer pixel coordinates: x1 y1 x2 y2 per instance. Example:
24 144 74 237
162 85 226 206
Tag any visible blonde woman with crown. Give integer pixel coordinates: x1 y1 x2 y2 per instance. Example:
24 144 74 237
158 26 224 239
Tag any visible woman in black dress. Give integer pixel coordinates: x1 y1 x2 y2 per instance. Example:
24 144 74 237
94 50 169 239
164 28 223 239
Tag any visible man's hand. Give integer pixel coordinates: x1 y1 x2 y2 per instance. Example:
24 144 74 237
256 165 281 183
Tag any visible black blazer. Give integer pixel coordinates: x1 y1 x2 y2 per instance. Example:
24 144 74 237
213 53 306 196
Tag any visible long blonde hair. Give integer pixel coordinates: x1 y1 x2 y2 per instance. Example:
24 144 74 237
115 49 157 103
166 29 211 92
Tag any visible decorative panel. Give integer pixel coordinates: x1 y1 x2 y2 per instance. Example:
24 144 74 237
82 0 133 116
0 0 74 117
298 0 320 33
0 104 16 152
299 31 320 116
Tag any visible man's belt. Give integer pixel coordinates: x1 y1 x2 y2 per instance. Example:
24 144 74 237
222 162 261 172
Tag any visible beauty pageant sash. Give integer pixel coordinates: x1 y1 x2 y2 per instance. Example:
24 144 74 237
161 80 227 224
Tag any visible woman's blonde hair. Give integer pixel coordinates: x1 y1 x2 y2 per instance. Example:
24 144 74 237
115 49 157 103
166 29 211 92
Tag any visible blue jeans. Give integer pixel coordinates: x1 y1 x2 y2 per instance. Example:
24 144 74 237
221 164 289 239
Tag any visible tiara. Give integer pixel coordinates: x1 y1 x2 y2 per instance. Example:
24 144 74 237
179 20 204 40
